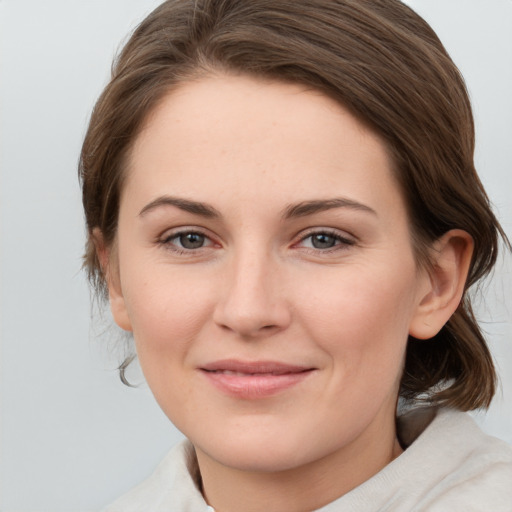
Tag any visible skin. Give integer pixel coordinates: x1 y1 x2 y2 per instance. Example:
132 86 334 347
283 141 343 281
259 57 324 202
102 75 473 512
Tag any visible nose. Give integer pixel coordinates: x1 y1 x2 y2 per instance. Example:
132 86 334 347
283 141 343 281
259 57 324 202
213 248 292 339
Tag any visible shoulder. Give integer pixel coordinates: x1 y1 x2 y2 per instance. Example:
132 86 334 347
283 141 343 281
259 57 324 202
323 407 512 512
401 407 512 511
102 440 210 512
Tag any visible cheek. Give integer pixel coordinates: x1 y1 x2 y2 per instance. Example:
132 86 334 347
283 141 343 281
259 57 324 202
121 268 215 365
122 273 216 421
297 264 418 380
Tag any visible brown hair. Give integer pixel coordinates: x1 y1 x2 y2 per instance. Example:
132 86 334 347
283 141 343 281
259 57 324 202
79 0 509 409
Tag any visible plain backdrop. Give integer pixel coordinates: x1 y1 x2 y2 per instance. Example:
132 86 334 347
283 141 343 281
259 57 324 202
0 1 511 510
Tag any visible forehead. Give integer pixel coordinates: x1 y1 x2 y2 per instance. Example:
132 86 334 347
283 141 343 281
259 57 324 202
124 74 404 221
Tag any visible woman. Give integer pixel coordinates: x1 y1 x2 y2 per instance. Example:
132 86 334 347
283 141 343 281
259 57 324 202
79 0 512 510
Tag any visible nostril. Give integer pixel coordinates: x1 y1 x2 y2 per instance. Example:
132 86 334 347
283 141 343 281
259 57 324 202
212 287 292 337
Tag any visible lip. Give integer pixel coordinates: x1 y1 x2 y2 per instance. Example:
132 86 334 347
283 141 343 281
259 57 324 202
199 359 316 399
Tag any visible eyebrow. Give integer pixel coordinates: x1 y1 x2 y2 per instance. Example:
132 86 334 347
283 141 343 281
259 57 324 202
139 196 221 218
138 195 376 220
283 198 377 218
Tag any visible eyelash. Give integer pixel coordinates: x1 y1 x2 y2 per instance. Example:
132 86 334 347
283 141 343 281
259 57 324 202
157 228 355 255
295 229 355 253
158 229 216 255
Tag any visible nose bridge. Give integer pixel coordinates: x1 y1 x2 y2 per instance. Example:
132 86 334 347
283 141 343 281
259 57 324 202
213 242 290 337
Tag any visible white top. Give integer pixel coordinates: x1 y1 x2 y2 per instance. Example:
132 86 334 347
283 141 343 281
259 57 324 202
103 408 512 511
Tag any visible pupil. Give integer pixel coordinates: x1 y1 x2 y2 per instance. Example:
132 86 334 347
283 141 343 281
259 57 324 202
312 233 335 249
180 233 204 249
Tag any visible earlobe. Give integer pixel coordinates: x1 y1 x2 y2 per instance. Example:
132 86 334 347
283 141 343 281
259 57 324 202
409 229 473 340
92 228 133 332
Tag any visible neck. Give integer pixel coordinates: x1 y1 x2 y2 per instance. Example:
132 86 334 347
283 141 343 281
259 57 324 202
195 415 402 512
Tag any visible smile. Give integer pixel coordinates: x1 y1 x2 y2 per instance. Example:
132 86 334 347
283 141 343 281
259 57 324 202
199 360 316 399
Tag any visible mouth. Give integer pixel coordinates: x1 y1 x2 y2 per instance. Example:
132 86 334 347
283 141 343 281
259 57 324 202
199 360 316 399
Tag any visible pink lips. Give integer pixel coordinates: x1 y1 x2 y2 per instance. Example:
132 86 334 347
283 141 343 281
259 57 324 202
200 360 315 399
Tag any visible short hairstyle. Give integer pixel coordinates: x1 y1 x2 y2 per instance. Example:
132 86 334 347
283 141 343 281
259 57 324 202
79 0 509 410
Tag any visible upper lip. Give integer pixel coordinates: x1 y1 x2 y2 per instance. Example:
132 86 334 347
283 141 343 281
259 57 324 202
200 359 314 375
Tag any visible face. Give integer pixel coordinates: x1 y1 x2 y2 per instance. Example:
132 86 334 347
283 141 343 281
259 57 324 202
109 75 433 477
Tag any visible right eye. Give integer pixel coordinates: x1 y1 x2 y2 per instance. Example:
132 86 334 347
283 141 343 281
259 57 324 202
159 230 214 252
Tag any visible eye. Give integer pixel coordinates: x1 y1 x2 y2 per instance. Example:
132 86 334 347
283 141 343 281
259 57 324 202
177 232 207 249
309 233 339 249
159 229 214 251
296 230 355 251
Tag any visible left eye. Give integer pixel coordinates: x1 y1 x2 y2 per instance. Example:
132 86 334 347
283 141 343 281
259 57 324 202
298 231 353 250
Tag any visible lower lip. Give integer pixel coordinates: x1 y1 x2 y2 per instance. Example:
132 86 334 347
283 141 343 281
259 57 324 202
201 370 314 399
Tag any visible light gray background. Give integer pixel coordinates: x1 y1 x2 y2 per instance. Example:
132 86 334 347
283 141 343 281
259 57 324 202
1 1 511 510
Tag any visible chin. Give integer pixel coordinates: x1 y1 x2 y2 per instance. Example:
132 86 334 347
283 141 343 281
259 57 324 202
189 414 351 474
198 436 313 473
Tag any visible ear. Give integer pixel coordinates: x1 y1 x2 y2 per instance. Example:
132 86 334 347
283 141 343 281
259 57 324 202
92 228 133 332
409 229 473 340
